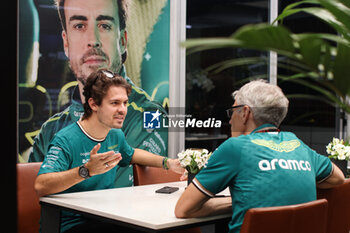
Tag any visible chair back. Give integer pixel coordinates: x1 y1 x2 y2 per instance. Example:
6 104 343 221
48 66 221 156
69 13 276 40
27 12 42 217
17 162 42 233
240 199 328 233
317 179 350 233
133 164 182 186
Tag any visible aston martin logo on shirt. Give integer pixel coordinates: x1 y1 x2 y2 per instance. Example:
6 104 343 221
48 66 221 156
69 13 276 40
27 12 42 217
251 139 301 152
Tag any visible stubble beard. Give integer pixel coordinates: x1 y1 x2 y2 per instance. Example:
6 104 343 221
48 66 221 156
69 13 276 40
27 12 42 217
70 49 123 86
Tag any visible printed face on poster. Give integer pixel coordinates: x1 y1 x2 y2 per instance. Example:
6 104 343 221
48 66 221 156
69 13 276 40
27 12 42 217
18 0 170 162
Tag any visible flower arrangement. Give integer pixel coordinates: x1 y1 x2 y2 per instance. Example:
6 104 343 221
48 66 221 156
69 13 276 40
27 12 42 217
177 148 212 174
326 138 350 161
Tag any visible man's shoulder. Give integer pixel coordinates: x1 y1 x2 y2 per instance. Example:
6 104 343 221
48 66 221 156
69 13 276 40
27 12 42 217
42 104 74 125
40 104 81 132
213 137 245 158
52 122 80 142
224 135 250 147
108 128 125 138
128 83 167 114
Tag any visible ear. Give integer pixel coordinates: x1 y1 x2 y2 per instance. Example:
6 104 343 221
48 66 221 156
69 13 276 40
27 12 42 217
241 105 251 125
88 98 99 112
119 29 127 54
62 30 69 58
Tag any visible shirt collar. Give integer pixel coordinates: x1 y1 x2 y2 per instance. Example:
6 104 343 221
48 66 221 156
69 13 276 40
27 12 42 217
251 123 277 134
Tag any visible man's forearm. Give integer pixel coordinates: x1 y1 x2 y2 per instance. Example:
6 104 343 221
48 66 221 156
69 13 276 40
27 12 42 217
131 148 184 175
34 167 84 197
175 183 232 218
130 148 164 168
176 196 232 218
317 163 345 189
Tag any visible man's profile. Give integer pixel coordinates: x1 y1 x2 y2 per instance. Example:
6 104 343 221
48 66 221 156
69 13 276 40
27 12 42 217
28 0 168 188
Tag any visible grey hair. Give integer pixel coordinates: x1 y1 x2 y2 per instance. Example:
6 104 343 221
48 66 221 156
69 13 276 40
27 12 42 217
232 79 289 127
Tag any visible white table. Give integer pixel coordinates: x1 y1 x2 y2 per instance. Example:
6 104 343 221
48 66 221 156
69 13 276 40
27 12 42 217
40 181 231 233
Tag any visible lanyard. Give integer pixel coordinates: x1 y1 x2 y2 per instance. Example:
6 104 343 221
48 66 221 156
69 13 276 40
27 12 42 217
251 124 280 134
255 128 280 133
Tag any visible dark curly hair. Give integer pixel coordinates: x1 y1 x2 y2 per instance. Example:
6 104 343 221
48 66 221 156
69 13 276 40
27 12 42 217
82 69 132 120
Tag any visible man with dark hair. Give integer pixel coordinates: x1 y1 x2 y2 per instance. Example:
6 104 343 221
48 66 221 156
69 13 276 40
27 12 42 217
35 69 183 233
29 0 168 188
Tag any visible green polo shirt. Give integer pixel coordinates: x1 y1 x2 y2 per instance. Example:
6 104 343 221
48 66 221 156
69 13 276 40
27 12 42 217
194 124 333 233
38 122 135 232
30 67 168 187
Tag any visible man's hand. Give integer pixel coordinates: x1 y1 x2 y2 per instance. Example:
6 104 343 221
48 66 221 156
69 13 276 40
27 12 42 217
131 149 185 177
85 143 122 176
35 143 122 197
168 159 185 175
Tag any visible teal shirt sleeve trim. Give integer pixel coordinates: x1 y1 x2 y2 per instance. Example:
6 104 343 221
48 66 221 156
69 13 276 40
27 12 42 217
119 147 134 167
195 138 241 195
314 154 333 183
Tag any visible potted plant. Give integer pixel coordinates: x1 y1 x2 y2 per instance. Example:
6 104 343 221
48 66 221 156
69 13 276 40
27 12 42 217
183 0 350 123
326 137 350 176
177 148 212 185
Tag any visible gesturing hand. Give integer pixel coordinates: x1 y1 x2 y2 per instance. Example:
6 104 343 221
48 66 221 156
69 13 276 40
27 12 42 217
85 143 122 176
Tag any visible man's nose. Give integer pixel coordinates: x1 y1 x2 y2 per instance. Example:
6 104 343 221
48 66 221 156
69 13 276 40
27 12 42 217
87 27 101 48
118 103 128 114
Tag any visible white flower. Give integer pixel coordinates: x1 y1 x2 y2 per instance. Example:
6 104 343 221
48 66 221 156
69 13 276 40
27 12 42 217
345 146 350 160
177 148 213 173
333 138 340 145
183 156 192 166
326 137 350 161
202 149 209 154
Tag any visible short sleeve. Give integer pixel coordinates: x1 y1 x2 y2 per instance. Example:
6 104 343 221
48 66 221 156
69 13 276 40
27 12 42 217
38 137 71 175
118 132 135 167
311 150 333 183
195 138 240 195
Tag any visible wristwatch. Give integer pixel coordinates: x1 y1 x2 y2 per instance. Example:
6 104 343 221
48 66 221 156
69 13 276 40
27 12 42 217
78 164 91 179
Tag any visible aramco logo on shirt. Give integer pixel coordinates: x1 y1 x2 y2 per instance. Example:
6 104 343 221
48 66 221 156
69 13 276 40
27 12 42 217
258 159 312 171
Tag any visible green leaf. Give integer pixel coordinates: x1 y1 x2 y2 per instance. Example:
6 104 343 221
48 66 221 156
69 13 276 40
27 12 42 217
277 3 349 41
204 57 267 74
275 0 321 24
318 0 350 36
182 0 350 114
182 37 243 54
294 33 349 46
332 43 350 97
280 76 347 110
286 110 335 125
232 24 296 54
183 24 298 59
297 36 324 70
286 94 337 107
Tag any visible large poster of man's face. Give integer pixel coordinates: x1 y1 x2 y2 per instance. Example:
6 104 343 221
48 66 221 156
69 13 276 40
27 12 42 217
19 0 170 162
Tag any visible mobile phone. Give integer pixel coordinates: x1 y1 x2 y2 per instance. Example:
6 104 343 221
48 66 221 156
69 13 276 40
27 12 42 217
155 186 179 194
